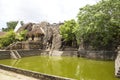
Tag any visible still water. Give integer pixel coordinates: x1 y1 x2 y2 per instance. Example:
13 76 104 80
0 56 119 80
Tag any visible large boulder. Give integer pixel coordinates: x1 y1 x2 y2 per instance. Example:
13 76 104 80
16 21 63 50
17 23 34 32
51 25 62 50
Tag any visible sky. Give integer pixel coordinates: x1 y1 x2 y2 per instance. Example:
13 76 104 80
0 0 100 30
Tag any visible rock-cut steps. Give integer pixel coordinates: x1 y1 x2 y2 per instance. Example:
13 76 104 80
10 50 21 59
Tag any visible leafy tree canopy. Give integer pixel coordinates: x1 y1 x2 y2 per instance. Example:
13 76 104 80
0 30 27 48
76 0 120 50
60 19 77 41
2 21 18 32
0 30 16 48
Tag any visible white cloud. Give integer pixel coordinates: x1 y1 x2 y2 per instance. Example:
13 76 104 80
0 0 100 30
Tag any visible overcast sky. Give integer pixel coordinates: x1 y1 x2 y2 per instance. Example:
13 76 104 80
0 0 99 30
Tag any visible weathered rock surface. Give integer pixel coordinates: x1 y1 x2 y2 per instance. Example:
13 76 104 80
8 21 63 50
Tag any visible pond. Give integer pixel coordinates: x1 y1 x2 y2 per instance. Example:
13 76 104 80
0 56 119 80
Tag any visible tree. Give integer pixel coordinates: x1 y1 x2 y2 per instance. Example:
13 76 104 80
0 30 16 48
60 19 77 46
76 0 120 50
2 21 18 32
60 19 77 41
0 30 27 48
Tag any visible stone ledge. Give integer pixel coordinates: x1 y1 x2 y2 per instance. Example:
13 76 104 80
0 50 49 60
0 69 38 80
0 64 74 80
0 51 11 60
77 50 116 60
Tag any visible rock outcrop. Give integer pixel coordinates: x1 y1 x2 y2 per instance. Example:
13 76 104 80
8 21 63 50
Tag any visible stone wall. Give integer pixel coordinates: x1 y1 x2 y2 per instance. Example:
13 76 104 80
0 50 49 60
0 49 116 60
49 50 77 57
62 51 78 57
17 50 49 57
5 41 43 50
0 64 73 80
77 50 116 60
0 51 11 60
0 50 78 60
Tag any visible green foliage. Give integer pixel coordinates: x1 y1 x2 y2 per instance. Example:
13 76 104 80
0 30 16 48
20 21 24 26
0 20 27 48
76 0 120 50
0 30 27 48
16 30 27 41
60 19 77 41
2 21 18 32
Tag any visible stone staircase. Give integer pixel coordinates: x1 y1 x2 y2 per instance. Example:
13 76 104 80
10 50 21 59
5 42 17 50
115 52 120 78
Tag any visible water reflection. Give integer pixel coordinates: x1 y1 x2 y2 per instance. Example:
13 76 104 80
11 59 21 66
0 56 119 80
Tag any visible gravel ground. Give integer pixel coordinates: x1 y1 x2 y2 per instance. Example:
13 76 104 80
0 69 38 80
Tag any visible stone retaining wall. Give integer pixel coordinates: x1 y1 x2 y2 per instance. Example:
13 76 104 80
0 51 11 60
48 50 78 57
17 50 49 57
62 51 77 57
77 50 116 60
0 50 116 60
0 50 49 60
0 50 77 60
0 64 73 80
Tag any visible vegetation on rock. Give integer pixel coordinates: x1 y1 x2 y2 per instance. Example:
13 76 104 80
0 20 27 48
0 31 16 48
0 30 27 48
15 30 27 41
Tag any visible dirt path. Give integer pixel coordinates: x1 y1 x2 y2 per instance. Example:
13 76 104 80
0 69 38 80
